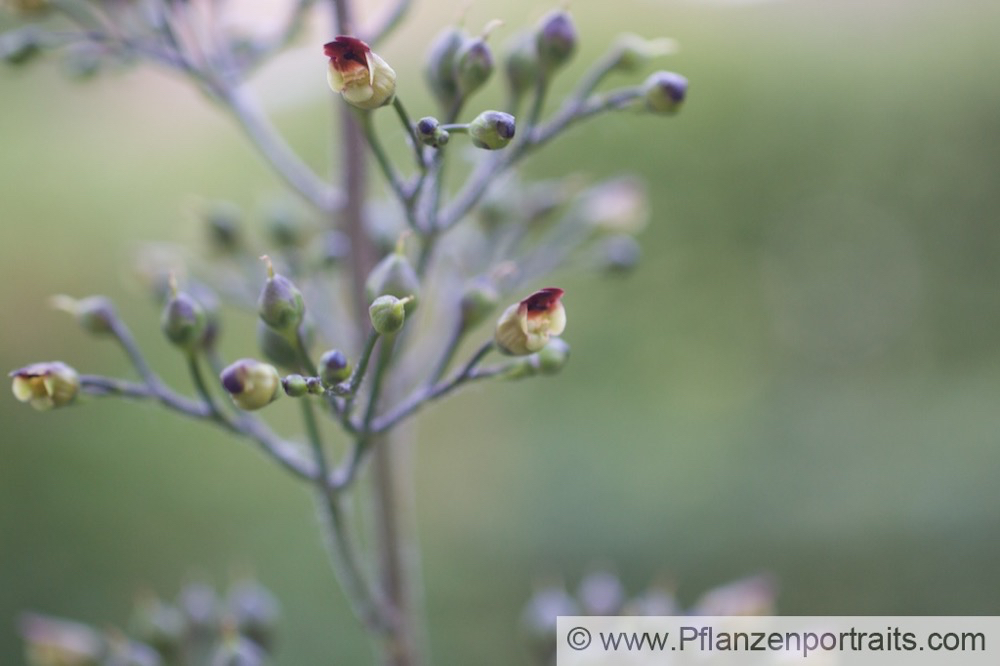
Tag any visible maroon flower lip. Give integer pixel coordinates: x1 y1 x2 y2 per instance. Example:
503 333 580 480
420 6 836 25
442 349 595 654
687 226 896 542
522 287 564 314
323 36 371 68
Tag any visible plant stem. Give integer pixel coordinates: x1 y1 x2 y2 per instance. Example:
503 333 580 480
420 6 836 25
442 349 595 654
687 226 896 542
392 97 425 172
332 0 421 662
302 399 395 632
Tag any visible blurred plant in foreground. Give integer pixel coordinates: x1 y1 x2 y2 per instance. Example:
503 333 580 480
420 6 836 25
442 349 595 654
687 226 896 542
523 572 776 664
4 0 687 664
21 579 279 666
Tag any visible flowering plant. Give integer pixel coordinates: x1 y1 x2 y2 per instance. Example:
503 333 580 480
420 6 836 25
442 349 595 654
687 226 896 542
3 0 690 663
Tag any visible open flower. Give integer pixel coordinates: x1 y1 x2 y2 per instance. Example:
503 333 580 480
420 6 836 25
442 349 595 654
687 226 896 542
323 36 396 110
10 361 79 411
495 288 566 356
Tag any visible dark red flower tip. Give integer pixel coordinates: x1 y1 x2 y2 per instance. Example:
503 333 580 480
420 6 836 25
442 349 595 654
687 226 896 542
323 36 371 65
522 287 565 313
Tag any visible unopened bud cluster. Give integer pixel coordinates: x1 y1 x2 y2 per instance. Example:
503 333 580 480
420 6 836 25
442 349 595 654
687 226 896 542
21 580 280 666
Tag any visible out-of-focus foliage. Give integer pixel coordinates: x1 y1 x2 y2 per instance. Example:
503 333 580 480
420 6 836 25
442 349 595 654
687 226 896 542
2 0 999 664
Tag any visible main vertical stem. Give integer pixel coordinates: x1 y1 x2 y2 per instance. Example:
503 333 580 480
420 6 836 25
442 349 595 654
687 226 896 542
330 2 420 665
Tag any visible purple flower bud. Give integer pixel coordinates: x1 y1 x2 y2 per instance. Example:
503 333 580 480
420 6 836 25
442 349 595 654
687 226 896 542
642 71 688 114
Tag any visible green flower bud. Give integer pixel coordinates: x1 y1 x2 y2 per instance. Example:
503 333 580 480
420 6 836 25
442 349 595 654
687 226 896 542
469 110 516 150
642 71 688 114
535 10 577 73
306 377 324 394
365 244 420 314
51 295 115 336
1 26 42 66
459 279 500 332
10 362 79 411
227 580 280 653
220 359 281 411
415 116 450 148
161 290 207 352
257 320 313 369
453 35 494 97
319 349 351 386
202 201 243 254
495 287 566 356
610 34 678 72
369 295 413 335
503 32 539 99
534 337 569 374
281 374 308 397
257 256 305 336
324 36 396 110
130 595 185 660
501 356 537 381
425 26 466 110
599 234 642 274
265 200 308 249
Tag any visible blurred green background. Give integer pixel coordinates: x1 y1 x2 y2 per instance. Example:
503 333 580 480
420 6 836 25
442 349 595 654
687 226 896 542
2 0 1000 663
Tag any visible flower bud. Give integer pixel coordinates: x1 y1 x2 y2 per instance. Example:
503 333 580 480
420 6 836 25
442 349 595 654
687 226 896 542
20 614 103 666
503 32 539 99
494 287 566 356
60 42 103 81
161 290 207 352
319 349 351 386
469 110 516 150
257 256 305 336
265 200 308 249
210 633 266 666
623 582 679 616
453 35 494 97
521 583 579 654
691 574 776 616
459 279 500 332
578 569 625 616
130 595 185 660
369 295 412 335
415 116 450 148
178 582 220 636
281 374 308 397
220 359 281 411
315 229 350 267
610 34 678 72
0 26 42 66
642 71 688 114
227 580 280 653
365 245 420 314
578 177 649 235
425 26 466 110
257 320 313 369
306 377 324 394
599 234 642 274
202 201 243 254
534 337 569 374
51 295 115 336
535 10 577 73
324 36 396 110
10 362 79 411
